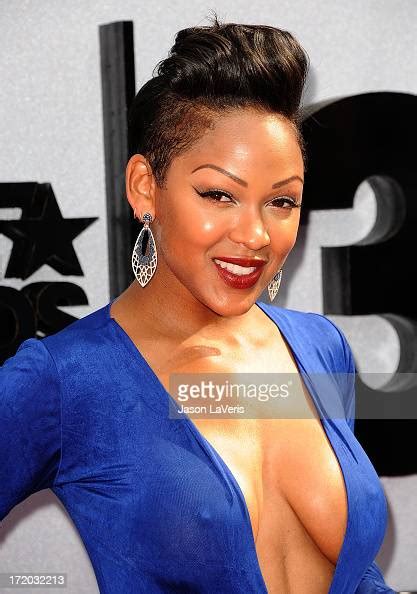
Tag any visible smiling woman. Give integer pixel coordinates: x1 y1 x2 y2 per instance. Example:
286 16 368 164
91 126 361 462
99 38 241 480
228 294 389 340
0 12 397 594
126 106 305 307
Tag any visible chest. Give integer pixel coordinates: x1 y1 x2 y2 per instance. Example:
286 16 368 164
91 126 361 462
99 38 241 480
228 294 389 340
58 311 390 594
144 332 348 573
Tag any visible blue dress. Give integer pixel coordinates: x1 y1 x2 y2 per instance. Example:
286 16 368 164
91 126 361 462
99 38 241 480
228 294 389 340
0 299 397 594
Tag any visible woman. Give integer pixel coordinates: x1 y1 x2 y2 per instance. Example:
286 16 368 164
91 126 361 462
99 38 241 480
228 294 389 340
0 15 397 594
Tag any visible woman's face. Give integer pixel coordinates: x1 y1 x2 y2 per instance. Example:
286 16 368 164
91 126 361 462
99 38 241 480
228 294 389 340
147 108 303 315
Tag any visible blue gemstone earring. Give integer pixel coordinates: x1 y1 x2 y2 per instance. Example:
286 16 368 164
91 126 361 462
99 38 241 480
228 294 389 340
267 269 282 302
131 209 158 287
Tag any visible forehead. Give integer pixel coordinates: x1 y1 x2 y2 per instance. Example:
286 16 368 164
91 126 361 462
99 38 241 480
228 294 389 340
179 108 303 173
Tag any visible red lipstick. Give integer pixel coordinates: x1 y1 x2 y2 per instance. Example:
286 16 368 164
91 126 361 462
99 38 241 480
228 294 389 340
212 257 266 289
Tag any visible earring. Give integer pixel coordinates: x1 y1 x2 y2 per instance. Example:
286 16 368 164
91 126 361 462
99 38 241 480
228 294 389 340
131 209 158 287
268 269 282 302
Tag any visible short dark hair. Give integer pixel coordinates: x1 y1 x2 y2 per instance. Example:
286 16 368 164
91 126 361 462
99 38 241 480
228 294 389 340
128 13 310 189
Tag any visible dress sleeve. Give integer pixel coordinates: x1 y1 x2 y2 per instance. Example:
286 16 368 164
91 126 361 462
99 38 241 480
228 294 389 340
310 313 356 432
338 323 356 434
321 317 398 594
355 561 398 593
0 338 61 522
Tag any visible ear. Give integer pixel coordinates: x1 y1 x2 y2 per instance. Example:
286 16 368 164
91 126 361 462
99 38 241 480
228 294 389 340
125 154 156 221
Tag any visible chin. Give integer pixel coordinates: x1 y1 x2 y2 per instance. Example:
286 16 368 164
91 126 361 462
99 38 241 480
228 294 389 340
207 295 256 316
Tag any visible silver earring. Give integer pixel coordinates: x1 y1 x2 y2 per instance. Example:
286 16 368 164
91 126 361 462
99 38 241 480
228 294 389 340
268 269 282 302
131 210 158 287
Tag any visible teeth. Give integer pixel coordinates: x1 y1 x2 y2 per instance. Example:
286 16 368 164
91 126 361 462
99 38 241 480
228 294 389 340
214 259 257 275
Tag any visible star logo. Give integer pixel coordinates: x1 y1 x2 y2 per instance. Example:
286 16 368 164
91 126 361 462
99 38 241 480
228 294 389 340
0 182 98 279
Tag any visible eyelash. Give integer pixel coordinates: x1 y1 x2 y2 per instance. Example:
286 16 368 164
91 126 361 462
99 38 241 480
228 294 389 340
196 189 301 209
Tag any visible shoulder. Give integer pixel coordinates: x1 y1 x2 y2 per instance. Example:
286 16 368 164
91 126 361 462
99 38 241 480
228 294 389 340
259 300 349 345
0 337 62 520
1 336 59 395
6 303 116 396
41 302 111 361
2 302 112 393
258 301 355 374
46 301 110 337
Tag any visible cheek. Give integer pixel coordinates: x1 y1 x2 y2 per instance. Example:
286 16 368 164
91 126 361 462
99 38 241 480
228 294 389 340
269 215 300 254
166 200 227 252
185 215 225 247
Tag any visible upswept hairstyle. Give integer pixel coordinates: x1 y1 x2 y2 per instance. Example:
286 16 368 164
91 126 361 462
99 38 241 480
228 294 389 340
128 13 309 189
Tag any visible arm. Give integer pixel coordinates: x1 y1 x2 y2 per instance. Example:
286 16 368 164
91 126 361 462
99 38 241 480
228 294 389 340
0 338 61 521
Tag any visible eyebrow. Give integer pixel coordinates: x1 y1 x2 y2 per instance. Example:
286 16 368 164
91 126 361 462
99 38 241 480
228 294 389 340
191 163 304 188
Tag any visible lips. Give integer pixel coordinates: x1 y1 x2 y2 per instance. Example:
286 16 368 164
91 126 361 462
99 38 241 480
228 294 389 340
212 257 267 268
212 258 265 289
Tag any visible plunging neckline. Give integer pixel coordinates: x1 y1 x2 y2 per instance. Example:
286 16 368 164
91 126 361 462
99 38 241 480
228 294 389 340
105 297 351 593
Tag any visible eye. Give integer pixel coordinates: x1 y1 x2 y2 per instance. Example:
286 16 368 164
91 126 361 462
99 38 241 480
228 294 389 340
194 187 301 209
270 196 301 209
195 189 234 203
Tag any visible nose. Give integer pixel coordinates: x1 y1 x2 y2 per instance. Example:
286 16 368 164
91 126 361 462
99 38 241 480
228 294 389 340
227 209 271 252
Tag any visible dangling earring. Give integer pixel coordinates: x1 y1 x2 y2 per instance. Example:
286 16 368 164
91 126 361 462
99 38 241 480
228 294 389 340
268 269 282 302
131 209 158 287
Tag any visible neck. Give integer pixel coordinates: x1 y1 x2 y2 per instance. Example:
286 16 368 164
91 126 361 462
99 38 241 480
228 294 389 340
113 259 259 342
